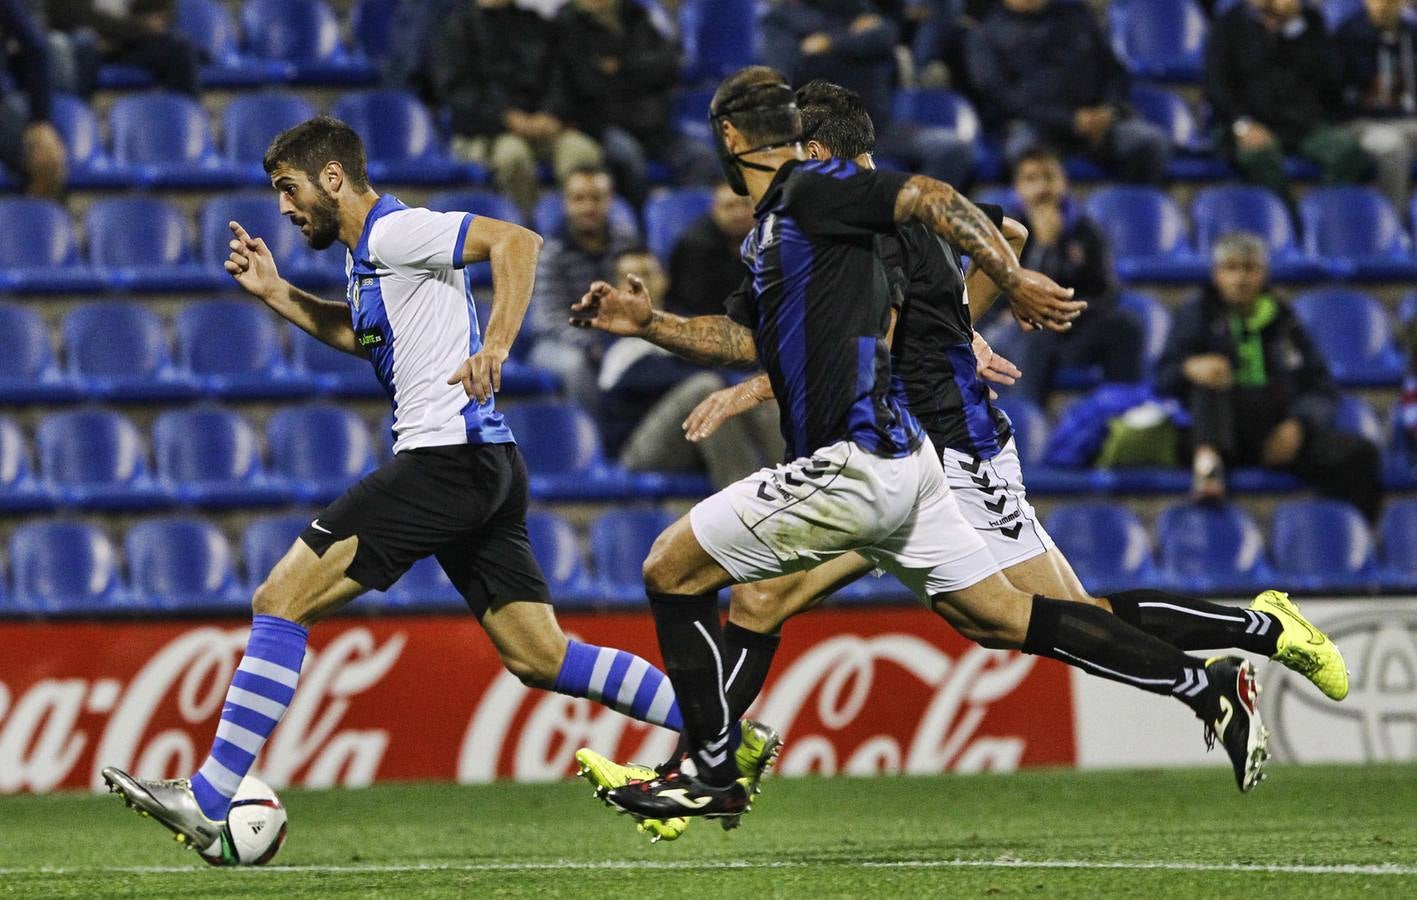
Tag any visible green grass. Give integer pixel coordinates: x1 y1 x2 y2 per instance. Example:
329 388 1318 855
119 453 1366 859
2 765 1415 898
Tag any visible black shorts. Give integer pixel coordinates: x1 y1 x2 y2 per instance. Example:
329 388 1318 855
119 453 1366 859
300 442 550 617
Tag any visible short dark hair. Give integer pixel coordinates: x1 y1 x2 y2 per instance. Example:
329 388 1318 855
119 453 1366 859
1011 144 1064 178
562 162 613 187
263 116 370 190
710 65 801 146
796 80 875 160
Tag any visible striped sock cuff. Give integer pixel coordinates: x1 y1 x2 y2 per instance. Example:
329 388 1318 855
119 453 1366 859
553 642 682 730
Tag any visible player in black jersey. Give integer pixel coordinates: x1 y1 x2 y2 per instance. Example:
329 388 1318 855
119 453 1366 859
571 66 1275 822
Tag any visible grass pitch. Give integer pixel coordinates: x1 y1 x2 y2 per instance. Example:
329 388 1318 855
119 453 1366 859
2 764 1415 898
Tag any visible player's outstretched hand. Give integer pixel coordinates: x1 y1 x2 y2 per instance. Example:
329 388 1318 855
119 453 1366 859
682 377 770 442
447 345 508 404
224 221 282 301
1008 268 1086 333
972 332 1019 401
570 275 654 337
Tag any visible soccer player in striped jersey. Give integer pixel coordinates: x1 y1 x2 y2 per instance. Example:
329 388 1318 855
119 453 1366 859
100 116 685 862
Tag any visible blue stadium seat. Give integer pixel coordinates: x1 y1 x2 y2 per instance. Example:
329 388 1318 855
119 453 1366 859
51 93 131 189
1378 499 1417 589
428 189 524 226
86 197 214 291
36 409 172 510
589 508 675 602
0 198 102 293
1192 185 1326 281
991 396 1048 468
383 556 464 610
670 87 716 144
9 521 122 612
1271 499 1376 591
266 404 375 503
1108 0 1208 82
500 402 641 500
62 302 200 401
644 187 715 262
127 518 244 611
178 0 291 86
1084 187 1202 282
891 88 995 178
109 93 244 188
242 513 314 587
331 90 466 184
175 300 312 398
288 324 384 397
200 193 336 289
1045 503 1152 595
240 0 375 84
0 417 53 511
221 92 319 180
1154 502 1269 594
1300 186 1417 280
680 0 757 83
1290 289 1405 386
0 303 80 403
351 0 398 65
1117 290 1173 375
1128 85 1227 180
1333 394 1385 445
528 511 590 600
153 406 293 507
533 193 640 240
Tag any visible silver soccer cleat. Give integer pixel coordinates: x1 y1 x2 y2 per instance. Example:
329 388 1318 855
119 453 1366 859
102 766 224 852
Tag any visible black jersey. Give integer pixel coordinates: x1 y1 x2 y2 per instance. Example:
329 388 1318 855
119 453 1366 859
882 213 1013 460
726 158 924 462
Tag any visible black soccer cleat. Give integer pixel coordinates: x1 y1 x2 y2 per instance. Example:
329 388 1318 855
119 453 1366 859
605 771 751 822
1201 656 1270 793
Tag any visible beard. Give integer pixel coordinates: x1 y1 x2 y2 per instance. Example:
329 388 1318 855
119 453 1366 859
304 186 342 250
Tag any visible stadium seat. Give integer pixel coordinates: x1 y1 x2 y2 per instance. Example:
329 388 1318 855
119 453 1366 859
175 300 312 398
86 197 213 291
0 303 80 403
0 198 103 293
1191 186 1326 281
1290 289 1405 386
890 88 995 178
242 513 315 587
384 556 464 610
36 409 172 510
1084 186 1201 282
1270 499 1376 591
990 397 1048 468
1154 502 1269 594
589 508 676 602
330 91 466 184
178 0 291 86
1108 0 1208 82
109 93 244 188
61 302 200 401
1299 186 1417 280
221 92 320 179
533 193 640 240
9 521 122 612
266 404 375 503
351 0 398 65
428 189 524 226
1333 394 1385 445
126 518 244 610
1128 85 1227 180
643 187 715 262
527 511 590 600
680 0 757 83
288 324 384 397
0 417 53 511
499 402 644 500
200 193 336 289
1117 290 1173 374
153 407 293 507
1378 499 1417 588
240 0 376 84
51 93 130 189
670 87 716 144
1044 504 1152 595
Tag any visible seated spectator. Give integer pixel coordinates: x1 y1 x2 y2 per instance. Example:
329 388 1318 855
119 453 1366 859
965 0 1170 183
0 0 66 196
1337 0 1417 212
603 248 784 487
761 0 975 185
1206 0 1370 207
552 0 718 208
436 0 602 218
997 145 1143 403
528 165 641 405
1157 232 1382 520
45 0 198 95
664 183 755 318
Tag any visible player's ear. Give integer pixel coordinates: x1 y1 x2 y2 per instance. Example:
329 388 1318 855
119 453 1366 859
806 140 829 161
721 118 745 154
323 161 344 195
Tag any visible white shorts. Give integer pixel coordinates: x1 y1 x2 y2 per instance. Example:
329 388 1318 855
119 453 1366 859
689 437 1000 600
939 437 1055 569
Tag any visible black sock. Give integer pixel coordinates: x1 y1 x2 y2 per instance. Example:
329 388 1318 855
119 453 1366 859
647 591 737 784
1108 589 1279 656
662 621 781 774
1023 595 1215 717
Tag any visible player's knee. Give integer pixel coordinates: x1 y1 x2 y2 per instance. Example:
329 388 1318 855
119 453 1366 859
730 582 783 633
501 649 558 689
642 535 684 595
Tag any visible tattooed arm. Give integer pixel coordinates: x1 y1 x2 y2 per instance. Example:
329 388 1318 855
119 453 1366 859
967 216 1029 323
570 275 758 368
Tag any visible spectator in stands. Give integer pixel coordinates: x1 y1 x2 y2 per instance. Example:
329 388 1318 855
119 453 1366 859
965 0 1170 183
905 0 974 90
1157 232 1382 521
760 0 976 185
552 0 718 208
0 0 66 197
45 0 198 95
436 0 602 218
528 165 640 404
602 248 784 487
1336 0 1417 213
1206 0 1370 207
664 183 755 318
1002 145 1143 402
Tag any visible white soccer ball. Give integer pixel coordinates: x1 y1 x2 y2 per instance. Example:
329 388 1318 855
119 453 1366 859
199 775 288 867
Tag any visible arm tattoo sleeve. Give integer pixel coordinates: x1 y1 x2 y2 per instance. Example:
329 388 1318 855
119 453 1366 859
895 175 1020 291
644 312 759 368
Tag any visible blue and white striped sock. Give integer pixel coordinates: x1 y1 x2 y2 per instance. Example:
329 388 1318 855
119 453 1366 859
553 640 682 731
190 615 307 821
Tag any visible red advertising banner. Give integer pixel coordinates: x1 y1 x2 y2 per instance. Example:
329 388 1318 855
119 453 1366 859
0 607 1075 794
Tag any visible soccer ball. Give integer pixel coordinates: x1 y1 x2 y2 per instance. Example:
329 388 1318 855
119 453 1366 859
199 775 288 867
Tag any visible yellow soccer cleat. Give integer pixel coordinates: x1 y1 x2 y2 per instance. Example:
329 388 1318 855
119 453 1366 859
574 748 689 843
1251 590 1349 701
734 719 783 795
